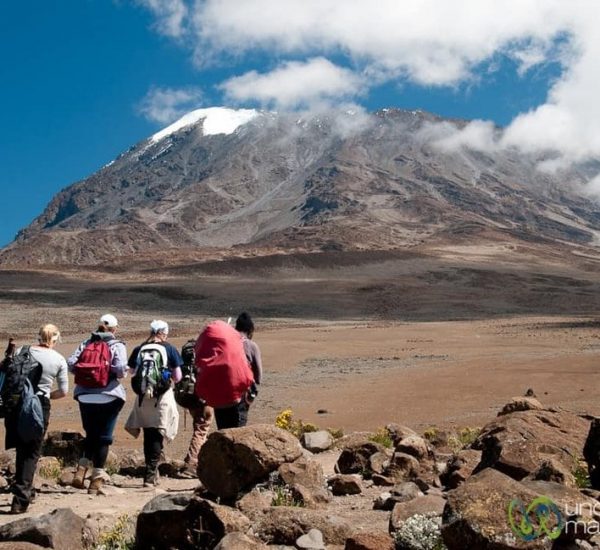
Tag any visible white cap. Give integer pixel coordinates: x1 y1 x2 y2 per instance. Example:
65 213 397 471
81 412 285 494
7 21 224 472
100 313 118 328
150 319 169 335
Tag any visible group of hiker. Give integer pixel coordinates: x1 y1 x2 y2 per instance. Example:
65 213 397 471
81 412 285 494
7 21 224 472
0 312 262 514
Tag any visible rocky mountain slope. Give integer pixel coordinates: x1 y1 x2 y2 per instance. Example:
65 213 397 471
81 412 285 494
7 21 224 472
3 107 600 267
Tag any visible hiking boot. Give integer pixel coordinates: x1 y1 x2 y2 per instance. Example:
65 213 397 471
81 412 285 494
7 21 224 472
143 469 160 487
72 458 90 489
10 499 28 514
88 477 104 495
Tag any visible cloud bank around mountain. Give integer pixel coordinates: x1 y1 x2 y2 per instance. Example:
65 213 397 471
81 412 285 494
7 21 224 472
138 0 600 173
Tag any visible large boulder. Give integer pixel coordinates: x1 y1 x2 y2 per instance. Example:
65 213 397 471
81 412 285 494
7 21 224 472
254 507 352 546
442 468 597 550
0 508 95 549
136 494 251 550
473 408 589 481
197 425 303 500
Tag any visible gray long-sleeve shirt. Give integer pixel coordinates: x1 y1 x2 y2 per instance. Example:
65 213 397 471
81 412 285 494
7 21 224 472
241 335 263 384
20 346 69 398
67 332 128 401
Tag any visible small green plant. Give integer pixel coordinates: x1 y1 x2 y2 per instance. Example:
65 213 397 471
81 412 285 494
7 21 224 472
447 427 481 453
271 485 303 507
423 426 439 442
38 458 63 482
573 460 591 489
327 427 344 439
369 427 393 448
95 514 135 550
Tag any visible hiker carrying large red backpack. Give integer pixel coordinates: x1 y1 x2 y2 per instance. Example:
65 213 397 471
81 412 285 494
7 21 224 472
194 320 254 429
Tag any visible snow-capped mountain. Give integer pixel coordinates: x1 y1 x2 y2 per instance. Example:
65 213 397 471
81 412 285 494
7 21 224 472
3 107 600 266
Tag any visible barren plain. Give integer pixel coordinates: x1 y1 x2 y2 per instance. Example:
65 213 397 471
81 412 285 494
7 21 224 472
1 245 600 525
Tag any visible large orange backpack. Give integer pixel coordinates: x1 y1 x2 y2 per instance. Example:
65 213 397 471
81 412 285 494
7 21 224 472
194 321 254 408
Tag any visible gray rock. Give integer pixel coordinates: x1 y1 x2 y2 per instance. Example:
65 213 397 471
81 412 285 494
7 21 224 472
214 532 266 549
301 431 334 453
296 528 325 550
0 508 96 550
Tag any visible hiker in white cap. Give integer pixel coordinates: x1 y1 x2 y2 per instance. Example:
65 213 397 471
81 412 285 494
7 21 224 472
125 320 183 487
67 314 128 495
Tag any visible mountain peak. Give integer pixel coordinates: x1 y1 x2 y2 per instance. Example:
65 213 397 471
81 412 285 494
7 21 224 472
150 107 259 143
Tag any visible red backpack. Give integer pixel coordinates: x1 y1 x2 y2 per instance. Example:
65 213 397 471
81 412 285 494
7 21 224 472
74 337 112 388
194 321 254 407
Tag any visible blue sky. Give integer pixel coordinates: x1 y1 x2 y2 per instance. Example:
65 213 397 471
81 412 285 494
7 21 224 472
1 0 597 247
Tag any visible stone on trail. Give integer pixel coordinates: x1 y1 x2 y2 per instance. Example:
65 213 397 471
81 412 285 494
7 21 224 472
296 528 325 550
328 474 363 496
213 532 267 549
197 424 303 500
0 508 96 550
301 431 334 453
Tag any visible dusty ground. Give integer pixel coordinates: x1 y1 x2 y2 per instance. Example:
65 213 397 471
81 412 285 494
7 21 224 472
1 246 600 531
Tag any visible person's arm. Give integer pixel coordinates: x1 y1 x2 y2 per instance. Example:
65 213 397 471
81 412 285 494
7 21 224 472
110 341 128 379
167 344 183 383
251 342 263 385
51 355 69 399
127 346 140 373
66 341 85 372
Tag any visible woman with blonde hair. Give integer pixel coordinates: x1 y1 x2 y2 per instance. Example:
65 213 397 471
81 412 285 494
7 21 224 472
4 324 68 514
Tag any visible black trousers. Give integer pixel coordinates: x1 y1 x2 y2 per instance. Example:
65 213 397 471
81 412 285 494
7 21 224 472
143 427 163 480
7 396 51 508
79 398 124 468
214 401 248 430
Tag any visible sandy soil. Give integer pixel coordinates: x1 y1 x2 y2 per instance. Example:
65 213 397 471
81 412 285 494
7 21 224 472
1 248 600 531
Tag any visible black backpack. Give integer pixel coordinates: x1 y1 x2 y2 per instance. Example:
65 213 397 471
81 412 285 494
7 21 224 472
174 339 201 409
0 346 43 417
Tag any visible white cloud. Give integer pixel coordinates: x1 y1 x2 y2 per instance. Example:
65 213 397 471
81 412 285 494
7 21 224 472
136 0 187 38
427 120 500 153
221 58 365 108
136 0 600 173
138 86 203 124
